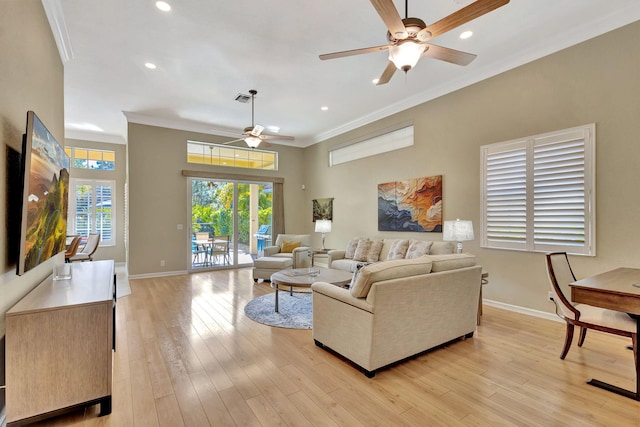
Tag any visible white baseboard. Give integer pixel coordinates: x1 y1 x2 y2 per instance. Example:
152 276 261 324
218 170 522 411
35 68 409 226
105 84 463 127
128 270 188 280
484 299 562 323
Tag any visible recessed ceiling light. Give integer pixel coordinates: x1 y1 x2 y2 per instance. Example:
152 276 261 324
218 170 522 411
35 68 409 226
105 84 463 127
267 126 280 133
155 1 171 12
144 62 157 69
460 30 473 39
321 106 329 111
372 78 380 85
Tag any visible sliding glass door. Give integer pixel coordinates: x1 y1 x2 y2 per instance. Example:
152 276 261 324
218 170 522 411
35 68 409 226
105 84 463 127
188 177 272 271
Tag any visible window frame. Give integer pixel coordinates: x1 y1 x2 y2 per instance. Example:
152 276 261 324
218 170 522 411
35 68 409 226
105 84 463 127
64 147 116 170
68 178 116 246
480 124 596 256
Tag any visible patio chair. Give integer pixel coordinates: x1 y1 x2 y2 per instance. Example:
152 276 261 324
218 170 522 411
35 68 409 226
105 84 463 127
69 233 100 262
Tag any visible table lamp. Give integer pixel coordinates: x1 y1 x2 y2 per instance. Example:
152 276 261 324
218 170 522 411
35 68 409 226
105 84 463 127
443 219 474 254
315 219 332 250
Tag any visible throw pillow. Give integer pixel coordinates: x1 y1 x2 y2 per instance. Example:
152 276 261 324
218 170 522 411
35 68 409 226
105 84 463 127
405 240 433 259
349 262 369 289
366 239 384 262
353 239 372 262
386 239 410 260
344 238 361 259
281 241 301 253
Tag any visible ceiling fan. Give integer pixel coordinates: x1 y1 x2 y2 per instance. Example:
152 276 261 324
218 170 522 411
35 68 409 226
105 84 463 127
223 89 295 148
319 0 509 85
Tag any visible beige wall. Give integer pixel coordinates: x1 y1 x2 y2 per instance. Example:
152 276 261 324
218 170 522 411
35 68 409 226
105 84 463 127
127 124 306 276
0 0 64 334
64 139 127 262
303 20 640 314
125 21 640 314
0 0 64 416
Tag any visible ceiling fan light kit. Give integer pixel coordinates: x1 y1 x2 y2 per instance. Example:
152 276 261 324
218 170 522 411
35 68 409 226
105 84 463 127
388 40 425 72
319 0 510 84
223 90 295 148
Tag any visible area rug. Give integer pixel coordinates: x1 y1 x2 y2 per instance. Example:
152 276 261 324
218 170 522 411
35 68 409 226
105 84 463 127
244 292 312 329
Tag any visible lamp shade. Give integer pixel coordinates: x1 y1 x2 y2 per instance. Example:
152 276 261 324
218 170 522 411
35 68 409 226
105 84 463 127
443 219 474 242
388 41 425 72
244 136 261 148
315 219 332 233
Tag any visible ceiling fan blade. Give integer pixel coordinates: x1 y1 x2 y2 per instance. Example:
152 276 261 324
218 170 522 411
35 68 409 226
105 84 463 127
320 45 390 61
221 138 244 145
417 0 509 42
370 0 408 39
251 124 265 136
423 44 476 66
376 61 397 85
260 134 295 141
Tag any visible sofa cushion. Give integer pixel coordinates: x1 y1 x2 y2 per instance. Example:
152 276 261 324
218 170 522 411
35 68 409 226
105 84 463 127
350 257 433 298
406 240 433 259
332 259 358 272
386 239 410 260
281 241 301 253
429 241 455 255
426 253 476 272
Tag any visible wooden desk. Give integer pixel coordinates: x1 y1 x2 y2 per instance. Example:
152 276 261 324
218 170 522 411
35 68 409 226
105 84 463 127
569 267 640 401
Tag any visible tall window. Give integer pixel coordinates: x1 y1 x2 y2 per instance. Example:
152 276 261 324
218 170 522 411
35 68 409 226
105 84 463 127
480 124 595 256
68 179 116 245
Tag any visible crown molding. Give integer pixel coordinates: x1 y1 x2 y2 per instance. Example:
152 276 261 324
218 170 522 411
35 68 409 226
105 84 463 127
65 129 126 145
41 0 74 62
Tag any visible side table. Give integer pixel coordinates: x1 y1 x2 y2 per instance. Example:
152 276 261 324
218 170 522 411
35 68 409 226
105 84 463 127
310 249 331 267
478 272 489 325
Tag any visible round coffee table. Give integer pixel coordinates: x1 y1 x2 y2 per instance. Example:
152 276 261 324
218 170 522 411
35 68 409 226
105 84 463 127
270 267 352 312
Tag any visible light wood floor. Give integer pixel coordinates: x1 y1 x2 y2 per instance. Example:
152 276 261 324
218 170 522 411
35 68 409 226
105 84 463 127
31 267 640 427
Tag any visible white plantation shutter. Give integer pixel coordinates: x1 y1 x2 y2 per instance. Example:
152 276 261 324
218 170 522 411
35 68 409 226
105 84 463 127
481 124 595 256
484 142 528 250
74 184 92 238
96 184 113 243
68 179 116 245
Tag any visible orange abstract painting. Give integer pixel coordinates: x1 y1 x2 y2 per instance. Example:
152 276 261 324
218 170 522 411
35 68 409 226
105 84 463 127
378 175 442 232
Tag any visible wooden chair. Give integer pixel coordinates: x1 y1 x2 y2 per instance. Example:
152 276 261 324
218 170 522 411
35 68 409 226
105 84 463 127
64 236 82 263
545 252 637 360
69 233 101 262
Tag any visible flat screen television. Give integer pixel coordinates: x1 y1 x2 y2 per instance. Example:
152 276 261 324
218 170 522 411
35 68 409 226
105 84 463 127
17 111 70 275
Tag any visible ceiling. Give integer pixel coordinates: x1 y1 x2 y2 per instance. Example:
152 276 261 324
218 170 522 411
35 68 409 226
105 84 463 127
45 0 640 147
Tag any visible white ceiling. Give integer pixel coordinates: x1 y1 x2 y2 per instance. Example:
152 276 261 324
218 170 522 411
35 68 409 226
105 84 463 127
45 0 640 146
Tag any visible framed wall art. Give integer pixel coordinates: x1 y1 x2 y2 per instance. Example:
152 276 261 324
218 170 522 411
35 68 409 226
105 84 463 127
378 175 442 232
312 197 333 221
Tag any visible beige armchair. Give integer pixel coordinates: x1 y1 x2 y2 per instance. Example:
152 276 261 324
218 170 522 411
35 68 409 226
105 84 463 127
263 234 312 268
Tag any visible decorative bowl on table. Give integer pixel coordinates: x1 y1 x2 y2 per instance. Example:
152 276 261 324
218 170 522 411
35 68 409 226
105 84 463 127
308 267 321 278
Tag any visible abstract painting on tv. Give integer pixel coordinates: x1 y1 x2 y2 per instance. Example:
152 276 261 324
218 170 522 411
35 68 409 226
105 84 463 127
378 175 442 232
18 111 70 275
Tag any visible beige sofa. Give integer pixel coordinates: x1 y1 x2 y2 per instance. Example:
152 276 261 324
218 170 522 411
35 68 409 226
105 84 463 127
328 237 455 272
311 253 481 377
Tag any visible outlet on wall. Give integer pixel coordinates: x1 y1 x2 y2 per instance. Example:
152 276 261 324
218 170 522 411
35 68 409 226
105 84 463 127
547 291 554 301
160 260 165 267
